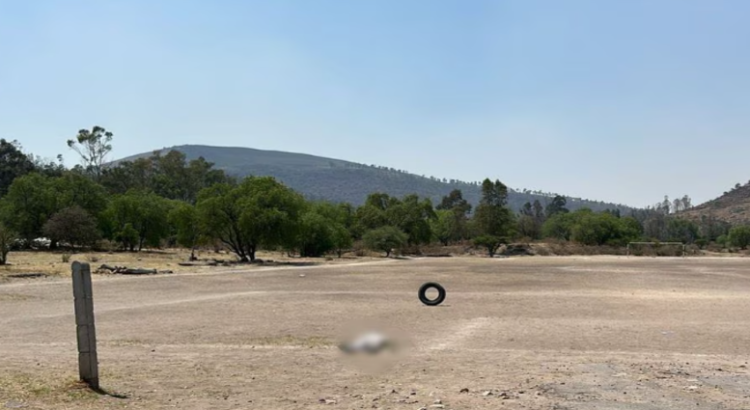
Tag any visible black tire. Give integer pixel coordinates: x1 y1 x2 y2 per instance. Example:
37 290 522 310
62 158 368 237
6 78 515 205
418 282 446 306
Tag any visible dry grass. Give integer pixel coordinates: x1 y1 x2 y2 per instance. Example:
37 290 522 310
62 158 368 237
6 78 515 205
0 373 121 407
0 249 380 280
0 249 194 278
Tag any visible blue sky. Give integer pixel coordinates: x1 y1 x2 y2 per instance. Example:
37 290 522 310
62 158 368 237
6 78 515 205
1 0 748 207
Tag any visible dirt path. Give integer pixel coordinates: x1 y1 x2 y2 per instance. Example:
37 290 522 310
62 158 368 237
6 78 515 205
2 256 750 409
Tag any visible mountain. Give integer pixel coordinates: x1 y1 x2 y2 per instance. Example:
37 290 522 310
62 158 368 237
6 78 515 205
680 182 750 225
118 145 633 212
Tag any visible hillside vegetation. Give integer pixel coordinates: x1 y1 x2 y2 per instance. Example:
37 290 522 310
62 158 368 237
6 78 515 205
121 145 632 213
680 182 750 225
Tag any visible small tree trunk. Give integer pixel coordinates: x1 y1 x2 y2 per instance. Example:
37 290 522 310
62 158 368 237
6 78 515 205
385 249 391 257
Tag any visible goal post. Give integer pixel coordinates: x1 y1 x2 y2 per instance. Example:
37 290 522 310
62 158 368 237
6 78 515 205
627 242 686 257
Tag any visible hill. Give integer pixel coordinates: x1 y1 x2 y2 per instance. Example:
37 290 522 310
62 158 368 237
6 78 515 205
680 182 750 225
118 145 633 212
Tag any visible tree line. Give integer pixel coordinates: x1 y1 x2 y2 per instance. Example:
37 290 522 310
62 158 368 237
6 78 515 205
0 126 748 266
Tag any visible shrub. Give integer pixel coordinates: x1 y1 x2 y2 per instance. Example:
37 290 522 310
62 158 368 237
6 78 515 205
61 253 72 263
473 235 506 257
363 226 407 257
43 206 101 248
728 226 750 250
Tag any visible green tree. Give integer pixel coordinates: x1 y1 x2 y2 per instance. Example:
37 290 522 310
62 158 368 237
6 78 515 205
168 202 204 260
197 177 304 262
473 179 515 255
297 202 353 257
385 194 436 246
0 139 36 196
665 218 699 244
473 235 506 257
545 195 569 218
363 226 407 257
115 223 140 252
432 209 457 246
436 189 472 241
728 226 750 250
102 191 173 251
42 206 101 248
0 173 57 245
67 126 113 180
297 211 336 257
542 212 576 240
52 172 109 217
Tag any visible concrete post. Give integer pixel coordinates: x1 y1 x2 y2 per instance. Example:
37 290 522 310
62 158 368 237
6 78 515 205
72 262 99 389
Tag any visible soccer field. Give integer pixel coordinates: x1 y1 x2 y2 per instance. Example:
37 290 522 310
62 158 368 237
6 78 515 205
2 256 749 409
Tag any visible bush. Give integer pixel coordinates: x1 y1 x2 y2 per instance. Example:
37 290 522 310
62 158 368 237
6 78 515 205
363 226 407 257
43 206 101 248
473 235 506 257
61 253 72 263
728 226 750 250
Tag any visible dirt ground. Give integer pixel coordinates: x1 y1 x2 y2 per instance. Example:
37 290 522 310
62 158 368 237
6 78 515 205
1 256 750 410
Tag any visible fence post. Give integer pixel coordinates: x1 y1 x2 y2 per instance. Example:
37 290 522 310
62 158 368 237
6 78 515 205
72 262 99 389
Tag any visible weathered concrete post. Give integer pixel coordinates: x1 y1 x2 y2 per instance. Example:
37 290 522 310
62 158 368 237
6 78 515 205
72 262 99 389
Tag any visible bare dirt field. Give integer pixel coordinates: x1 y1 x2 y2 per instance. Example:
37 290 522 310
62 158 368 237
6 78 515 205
1 256 750 410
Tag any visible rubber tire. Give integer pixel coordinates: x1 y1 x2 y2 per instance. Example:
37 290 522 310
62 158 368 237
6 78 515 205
418 282 446 306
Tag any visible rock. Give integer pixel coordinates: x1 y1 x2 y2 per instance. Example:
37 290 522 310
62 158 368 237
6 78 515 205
482 390 493 397
430 406 444 409
433 399 442 404
459 388 469 394
417 407 427 410
299 274 306 278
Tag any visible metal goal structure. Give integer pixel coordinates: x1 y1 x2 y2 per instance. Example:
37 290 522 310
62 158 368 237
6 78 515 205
626 242 686 257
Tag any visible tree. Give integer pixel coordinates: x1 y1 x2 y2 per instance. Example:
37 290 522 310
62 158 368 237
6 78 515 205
436 189 472 242
0 224 16 265
43 206 101 248
518 200 545 239
296 202 353 258
385 194 436 246
0 139 36 196
542 210 585 241
473 235 506 257
473 179 515 255
517 215 541 240
67 126 113 180
297 211 336 257
52 172 109 217
363 226 407 257
0 173 57 245
197 177 304 262
101 191 173 251
545 195 569 218
431 210 457 246
728 226 750 250
437 189 471 214
169 203 203 260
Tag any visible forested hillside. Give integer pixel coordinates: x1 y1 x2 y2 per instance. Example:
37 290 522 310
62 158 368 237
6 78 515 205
119 145 632 213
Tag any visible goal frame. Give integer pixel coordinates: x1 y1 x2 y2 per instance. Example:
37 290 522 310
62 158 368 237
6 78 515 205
626 242 686 257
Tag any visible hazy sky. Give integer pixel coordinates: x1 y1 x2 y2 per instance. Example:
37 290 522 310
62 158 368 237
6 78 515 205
1 0 748 207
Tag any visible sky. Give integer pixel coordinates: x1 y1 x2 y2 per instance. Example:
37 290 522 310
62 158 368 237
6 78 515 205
0 0 748 207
